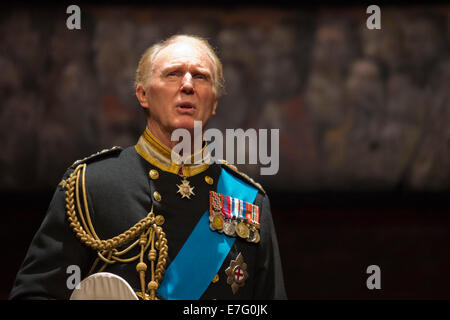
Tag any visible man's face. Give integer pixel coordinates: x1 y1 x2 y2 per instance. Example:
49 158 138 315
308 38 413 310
137 41 218 137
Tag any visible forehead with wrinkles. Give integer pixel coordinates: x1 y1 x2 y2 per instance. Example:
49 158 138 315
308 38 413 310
152 40 215 75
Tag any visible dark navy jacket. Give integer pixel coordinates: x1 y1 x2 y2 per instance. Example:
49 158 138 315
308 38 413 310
9 143 286 300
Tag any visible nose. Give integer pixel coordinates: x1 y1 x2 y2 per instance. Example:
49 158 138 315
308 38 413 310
180 72 194 94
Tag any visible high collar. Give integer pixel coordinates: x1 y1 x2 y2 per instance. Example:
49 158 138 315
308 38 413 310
135 127 210 177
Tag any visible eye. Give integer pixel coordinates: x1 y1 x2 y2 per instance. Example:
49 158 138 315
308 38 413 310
166 70 182 77
193 73 209 80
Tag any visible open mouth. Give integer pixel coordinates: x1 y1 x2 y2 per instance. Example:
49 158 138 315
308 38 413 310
176 102 196 114
177 102 196 108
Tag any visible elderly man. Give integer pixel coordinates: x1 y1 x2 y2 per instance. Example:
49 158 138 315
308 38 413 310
9 35 286 300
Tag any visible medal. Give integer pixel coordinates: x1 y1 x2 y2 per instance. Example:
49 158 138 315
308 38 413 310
213 215 224 230
223 220 236 237
225 252 248 294
209 191 261 244
209 214 224 232
235 221 250 239
253 230 260 243
176 178 195 199
246 226 260 243
246 227 255 243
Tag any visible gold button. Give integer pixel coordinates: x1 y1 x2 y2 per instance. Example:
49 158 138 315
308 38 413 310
205 176 214 185
155 215 165 226
149 169 159 180
153 191 161 202
212 274 219 283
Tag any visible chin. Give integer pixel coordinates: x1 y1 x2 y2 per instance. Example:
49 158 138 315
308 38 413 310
172 118 197 132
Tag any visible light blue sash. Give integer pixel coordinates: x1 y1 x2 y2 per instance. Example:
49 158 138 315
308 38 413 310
157 168 258 300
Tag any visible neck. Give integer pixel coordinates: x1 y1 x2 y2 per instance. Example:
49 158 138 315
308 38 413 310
146 120 178 150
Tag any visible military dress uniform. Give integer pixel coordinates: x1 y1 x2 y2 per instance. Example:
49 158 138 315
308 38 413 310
9 128 287 300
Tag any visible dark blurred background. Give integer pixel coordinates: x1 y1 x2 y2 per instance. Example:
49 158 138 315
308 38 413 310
1 3 449 299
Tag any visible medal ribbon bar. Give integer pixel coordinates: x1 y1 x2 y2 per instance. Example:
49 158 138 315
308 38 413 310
209 191 260 227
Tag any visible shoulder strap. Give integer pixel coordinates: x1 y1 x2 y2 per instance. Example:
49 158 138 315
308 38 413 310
69 146 122 169
218 160 266 195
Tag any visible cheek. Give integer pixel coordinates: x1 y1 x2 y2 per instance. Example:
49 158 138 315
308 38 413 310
200 88 217 106
149 84 171 104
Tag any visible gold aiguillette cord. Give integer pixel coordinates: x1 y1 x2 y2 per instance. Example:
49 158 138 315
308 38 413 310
64 163 168 300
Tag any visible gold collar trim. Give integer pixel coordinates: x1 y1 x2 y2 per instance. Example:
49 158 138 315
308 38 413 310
135 128 210 177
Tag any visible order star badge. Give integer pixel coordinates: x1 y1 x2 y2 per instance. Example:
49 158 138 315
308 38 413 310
177 178 195 199
225 252 248 294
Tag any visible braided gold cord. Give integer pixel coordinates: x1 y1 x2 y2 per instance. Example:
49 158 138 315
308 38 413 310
154 226 168 284
65 164 155 251
112 232 152 263
64 164 168 300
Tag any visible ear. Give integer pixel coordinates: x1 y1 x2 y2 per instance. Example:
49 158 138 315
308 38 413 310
136 84 149 108
211 99 218 116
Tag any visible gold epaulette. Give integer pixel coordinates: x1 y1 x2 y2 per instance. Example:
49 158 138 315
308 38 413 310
69 146 122 169
218 160 266 195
